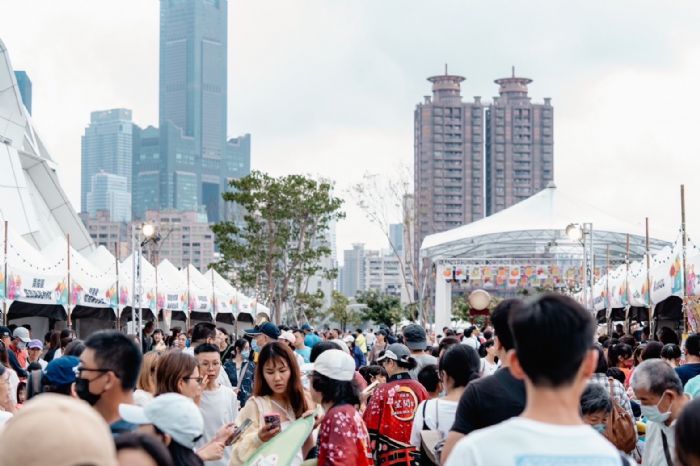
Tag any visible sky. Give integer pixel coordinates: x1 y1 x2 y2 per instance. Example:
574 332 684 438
2 0 700 263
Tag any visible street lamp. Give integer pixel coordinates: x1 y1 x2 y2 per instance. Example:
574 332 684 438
132 222 160 340
565 222 594 311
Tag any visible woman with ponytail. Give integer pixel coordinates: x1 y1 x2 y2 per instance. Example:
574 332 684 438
410 344 481 449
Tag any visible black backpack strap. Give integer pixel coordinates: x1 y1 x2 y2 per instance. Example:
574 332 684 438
422 399 430 431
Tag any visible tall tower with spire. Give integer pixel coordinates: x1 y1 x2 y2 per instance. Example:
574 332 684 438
413 66 484 267
485 68 553 215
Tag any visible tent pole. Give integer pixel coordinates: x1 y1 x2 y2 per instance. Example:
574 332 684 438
115 241 120 331
681 185 688 337
67 234 72 331
2 221 7 326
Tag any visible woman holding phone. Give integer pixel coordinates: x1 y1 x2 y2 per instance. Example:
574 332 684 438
230 342 312 466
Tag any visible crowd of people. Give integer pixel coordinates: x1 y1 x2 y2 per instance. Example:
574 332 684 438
0 296 699 465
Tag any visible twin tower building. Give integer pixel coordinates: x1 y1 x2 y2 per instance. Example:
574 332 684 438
414 67 554 256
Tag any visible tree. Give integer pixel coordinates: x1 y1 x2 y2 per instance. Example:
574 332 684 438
293 289 325 324
211 171 345 324
327 291 361 332
350 168 430 323
357 290 404 328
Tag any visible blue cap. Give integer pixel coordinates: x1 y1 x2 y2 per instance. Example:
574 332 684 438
44 356 80 387
244 322 280 339
301 324 313 331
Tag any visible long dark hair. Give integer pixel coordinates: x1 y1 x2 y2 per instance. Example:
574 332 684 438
253 342 307 418
115 432 174 466
439 344 480 387
156 350 198 396
0 341 9 368
168 441 203 466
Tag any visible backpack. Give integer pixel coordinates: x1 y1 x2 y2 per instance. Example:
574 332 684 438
603 378 637 453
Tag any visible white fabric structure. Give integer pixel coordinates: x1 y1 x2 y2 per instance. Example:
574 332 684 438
421 183 674 331
421 183 673 261
0 39 92 253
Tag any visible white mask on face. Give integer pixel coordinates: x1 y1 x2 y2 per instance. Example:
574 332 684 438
640 392 672 424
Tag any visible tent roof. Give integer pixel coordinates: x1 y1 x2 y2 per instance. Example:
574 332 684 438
421 184 674 260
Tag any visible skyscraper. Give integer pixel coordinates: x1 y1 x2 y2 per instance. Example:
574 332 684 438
81 109 133 214
389 223 404 255
156 0 230 222
86 172 131 222
14 71 31 114
485 68 553 215
414 68 484 261
341 243 366 298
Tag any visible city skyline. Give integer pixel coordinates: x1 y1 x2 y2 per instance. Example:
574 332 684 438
2 1 700 263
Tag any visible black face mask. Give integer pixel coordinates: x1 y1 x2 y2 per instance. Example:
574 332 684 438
74 377 103 406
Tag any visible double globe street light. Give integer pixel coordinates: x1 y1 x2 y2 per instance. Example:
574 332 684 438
132 222 161 339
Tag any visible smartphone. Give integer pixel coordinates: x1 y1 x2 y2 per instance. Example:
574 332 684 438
263 413 281 430
226 419 252 445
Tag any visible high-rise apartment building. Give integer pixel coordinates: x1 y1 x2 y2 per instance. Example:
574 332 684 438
389 223 404 255
86 172 131 222
341 243 366 298
364 250 405 300
485 69 553 215
143 210 215 271
14 71 31 114
81 109 133 214
414 69 484 260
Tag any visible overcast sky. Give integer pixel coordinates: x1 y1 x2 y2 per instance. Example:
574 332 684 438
2 0 700 261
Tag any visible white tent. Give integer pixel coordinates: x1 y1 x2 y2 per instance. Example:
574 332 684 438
421 183 673 261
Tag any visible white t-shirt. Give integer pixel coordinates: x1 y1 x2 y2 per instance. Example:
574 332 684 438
410 398 458 448
197 384 239 466
7 369 19 406
462 336 479 350
480 358 500 377
643 420 675 466
445 417 623 466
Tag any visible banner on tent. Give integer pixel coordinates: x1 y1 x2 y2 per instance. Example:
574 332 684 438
443 264 589 290
6 268 68 306
73 282 118 308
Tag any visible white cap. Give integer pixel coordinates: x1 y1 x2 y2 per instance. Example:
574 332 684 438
12 327 30 343
279 331 296 344
312 349 356 381
119 393 204 449
343 335 355 343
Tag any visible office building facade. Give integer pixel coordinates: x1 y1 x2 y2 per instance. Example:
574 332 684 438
485 69 553 215
154 0 232 222
341 243 366 298
81 109 133 214
86 172 131 222
414 70 484 261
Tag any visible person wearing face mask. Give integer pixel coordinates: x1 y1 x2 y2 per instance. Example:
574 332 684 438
580 384 613 436
77 330 142 435
227 338 255 408
0 327 28 377
608 343 634 387
631 359 690 466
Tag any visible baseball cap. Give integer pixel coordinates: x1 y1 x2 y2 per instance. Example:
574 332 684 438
28 339 43 350
244 322 281 340
12 327 31 343
402 324 427 351
44 356 80 387
119 393 204 449
311 349 355 381
376 343 412 363
0 327 10 338
279 331 296 344
343 334 355 343
301 323 313 331
330 338 350 354
0 394 115 466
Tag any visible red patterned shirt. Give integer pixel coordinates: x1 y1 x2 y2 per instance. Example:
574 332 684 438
362 373 428 466
318 404 374 466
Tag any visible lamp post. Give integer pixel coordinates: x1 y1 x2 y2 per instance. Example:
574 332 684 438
134 222 158 339
566 223 594 311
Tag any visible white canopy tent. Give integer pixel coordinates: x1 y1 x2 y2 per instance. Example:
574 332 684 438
421 183 674 332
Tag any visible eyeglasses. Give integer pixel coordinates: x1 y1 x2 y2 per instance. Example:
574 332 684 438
183 376 203 384
74 366 112 376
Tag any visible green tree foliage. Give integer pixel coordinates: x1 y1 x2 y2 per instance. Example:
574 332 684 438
327 291 361 332
211 171 344 323
356 290 403 328
294 290 325 324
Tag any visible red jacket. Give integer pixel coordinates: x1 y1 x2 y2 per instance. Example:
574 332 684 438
363 373 428 466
